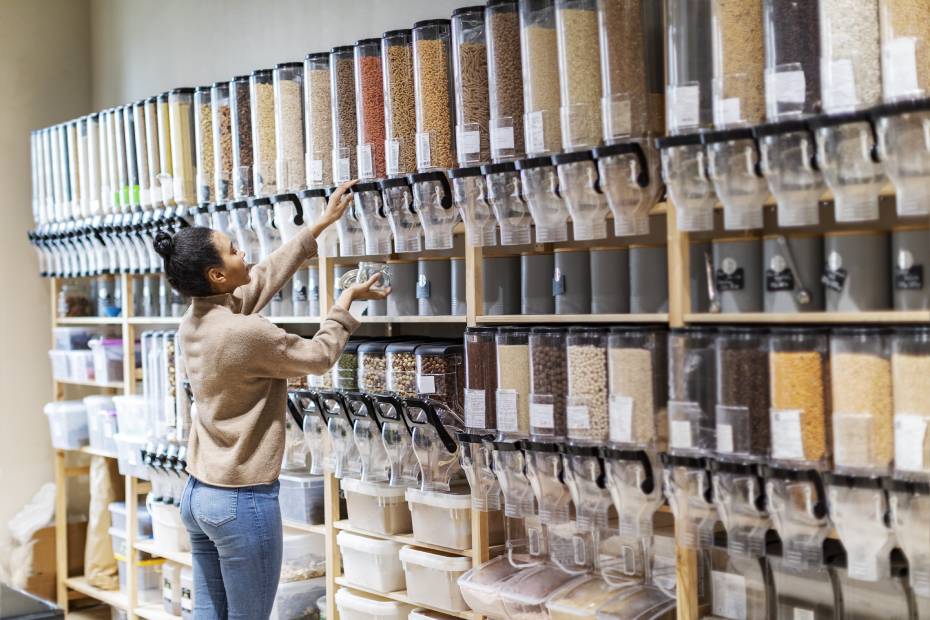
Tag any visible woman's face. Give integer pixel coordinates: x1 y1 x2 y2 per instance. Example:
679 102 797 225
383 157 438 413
208 230 250 293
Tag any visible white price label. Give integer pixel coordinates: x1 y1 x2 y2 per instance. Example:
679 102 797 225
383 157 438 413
526 111 546 154
163 580 173 601
458 128 481 158
531 403 554 429
309 159 324 183
358 144 373 179
669 84 700 130
670 420 693 450
894 414 929 472
771 409 804 460
387 139 401 174
417 374 436 394
716 97 742 126
416 132 431 168
885 37 920 98
464 388 486 429
716 423 734 454
181 588 193 612
827 59 857 110
768 69 807 105
609 395 634 443
567 405 590 430
848 550 880 581
497 389 519 433
335 157 351 183
608 98 632 138
492 125 515 151
712 570 747 620
793 608 815 620
103 421 114 439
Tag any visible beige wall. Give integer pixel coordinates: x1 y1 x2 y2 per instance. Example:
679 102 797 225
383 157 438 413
0 0 92 541
91 0 477 109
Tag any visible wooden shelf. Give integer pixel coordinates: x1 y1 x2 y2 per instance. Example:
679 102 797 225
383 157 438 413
135 604 181 620
134 539 192 567
54 378 124 389
272 316 322 324
358 315 467 324
334 576 477 620
64 576 128 610
55 317 123 326
477 313 668 324
684 311 930 324
79 446 117 459
126 316 182 325
283 519 328 535
333 520 472 557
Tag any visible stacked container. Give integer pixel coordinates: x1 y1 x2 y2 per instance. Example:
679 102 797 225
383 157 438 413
304 53 333 188
274 62 307 192
451 6 490 167
194 86 214 205
229 76 253 200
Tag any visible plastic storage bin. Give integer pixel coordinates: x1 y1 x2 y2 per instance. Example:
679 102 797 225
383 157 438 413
399 546 472 611
279 472 325 525
89 338 124 384
66 350 96 382
335 587 414 620
113 395 149 437
341 477 412 535
457 556 524 618
410 609 460 620
270 577 327 620
336 531 405 593
109 500 153 538
49 350 69 381
84 395 118 454
500 564 580 620
115 433 150 480
405 488 472 550
44 401 89 449
54 326 95 350
118 557 164 605
280 531 324 582
162 561 182 616
149 501 190 552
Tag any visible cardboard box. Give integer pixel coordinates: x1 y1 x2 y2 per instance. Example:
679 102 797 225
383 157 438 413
24 521 87 602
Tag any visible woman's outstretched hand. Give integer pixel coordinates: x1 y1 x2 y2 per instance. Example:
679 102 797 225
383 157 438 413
335 272 391 313
310 179 357 237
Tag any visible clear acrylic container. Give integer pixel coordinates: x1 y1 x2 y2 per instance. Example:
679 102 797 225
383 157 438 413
555 0 602 150
465 326 498 433
668 328 717 455
529 327 567 439
387 341 424 400
415 343 465 413
410 171 457 250
304 53 333 188
552 150 609 240
711 0 765 128
347 392 392 484
755 120 826 228
500 563 580 620
657 134 716 232
891 327 930 478
887 478 930 598
835 567 912 619
450 166 496 246
115 107 130 209
496 327 531 437
379 176 422 252
875 100 930 217
879 0 930 102
483 162 532 245
707 548 769 619
355 39 386 180
515 156 568 242
607 327 668 450
131 101 149 209
168 88 197 205
69 119 83 216
762 0 822 120
704 128 769 230
457 556 524 619
521 0 562 156
211 82 233 203
358 340 391 394
458 431 501 512
274 62 306 192
321 391 362 480
714 328 770 461
825 473 896 582
404 398 465 492
566 327 609 444
374 393 420 488
413 19 456 171
487 0 524 162
353 182 392 255
250 69 277 196
451 6 490 166
819 0 882 113
666 0 714 134
662 454 717 549
382 29 418 177
830 328 893 475
769 556 836 619
768 328 831 468
193 86 214 205
229 75 253 199
594 141 662 237
711 460 771 560
334 188 365 257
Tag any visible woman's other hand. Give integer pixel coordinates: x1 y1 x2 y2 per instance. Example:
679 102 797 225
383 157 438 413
310 179 357 237
348 273 391 301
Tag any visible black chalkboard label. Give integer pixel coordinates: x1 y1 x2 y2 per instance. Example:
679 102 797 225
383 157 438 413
715 268 744 292
416 279 431 299
822 267 848 292
896 265 924 290
766 268 795 292
552 275 566 296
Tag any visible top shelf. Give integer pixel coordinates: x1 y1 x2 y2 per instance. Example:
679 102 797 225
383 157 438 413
55 317 122 326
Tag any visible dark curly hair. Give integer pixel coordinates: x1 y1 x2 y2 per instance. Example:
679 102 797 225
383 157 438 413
154 227 223 297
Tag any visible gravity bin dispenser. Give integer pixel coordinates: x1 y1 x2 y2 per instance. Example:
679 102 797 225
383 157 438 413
703 128 769 231
270 193 305 244
228 200 260 264
661 454 717 550
492 439 549 568
558 444 613 576
824 473 896 583
763 465 831 570
524 441 575 570
331 186 365 257
346 392 391 484
297 189 338 256
458 432 501 513
373 394 420 489
552 150 610 241
352 182 393 255
319 390 362 480
292 389 332 476
594 141 662 237
515 156 570 243
483 162 534 246
887 479 930 600
710 460 771 559
657 133 717 232
755 120 826 227
379 177 423 253
401 397 465 492
875 99 930 218
408 171 457 250
450 166 497 247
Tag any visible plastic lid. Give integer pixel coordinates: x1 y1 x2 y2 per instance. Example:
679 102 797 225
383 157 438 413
336 530 403 554
251 68 273 76
465 326 498 335
386 340 430 354
551 150 595 165
274 61 303 69
279 472 326 487
399 546 472 571
335 587 413 614
170 87 196 95
415 342 463 356
341 477 407 498
486 0 518 8
305 52 329 62
405 487 472 509
358 340 393 354
194 85 211 93
331 45 354 54
655 133 703 149
452 5 485 17
355 37 382 47
383 29 413 39
449 165 485 179
413 18 452 29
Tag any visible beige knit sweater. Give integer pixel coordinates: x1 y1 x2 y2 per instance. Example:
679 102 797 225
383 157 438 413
179 227 359 487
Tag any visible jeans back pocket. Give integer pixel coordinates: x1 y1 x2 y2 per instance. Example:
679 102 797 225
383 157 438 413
195 483 239 528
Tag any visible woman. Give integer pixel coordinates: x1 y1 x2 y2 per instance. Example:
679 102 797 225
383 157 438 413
154 180 387 619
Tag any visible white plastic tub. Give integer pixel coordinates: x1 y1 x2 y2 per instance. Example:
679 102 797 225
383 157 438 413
270 576 326 620
44 401 89 449
399 546 472 612
49 350 70 380
66 349 95 382
113 395 149 437
337 530 406 593
180 566 194 620
342 478 412 535
90 338 124 383
457 556 525 618
84 395 118 453
162 561 182 616
335 587 414 620
149 501 190 552
405 488 472 550
108 500 153 537
115 433 149 480
280 472 326 525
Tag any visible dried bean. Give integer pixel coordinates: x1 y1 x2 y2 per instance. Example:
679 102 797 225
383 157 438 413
566 344 609 442
530 341 567 437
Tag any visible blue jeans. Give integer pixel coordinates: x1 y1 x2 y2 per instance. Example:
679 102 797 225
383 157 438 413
180 476 283 619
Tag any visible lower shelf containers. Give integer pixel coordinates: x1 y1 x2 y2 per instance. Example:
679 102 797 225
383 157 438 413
342 478 412 535
270 577 326 620
399 545 473 611
457 556 523 618
335 587 414 620
336 530 405 593
405 488 473 550
44 401 88 450
279 472 325 525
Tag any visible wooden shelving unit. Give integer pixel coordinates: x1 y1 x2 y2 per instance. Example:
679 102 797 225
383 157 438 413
334 576 479 620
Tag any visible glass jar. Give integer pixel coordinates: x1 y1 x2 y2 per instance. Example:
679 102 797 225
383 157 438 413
565 327 609 444
465 326 498 432
496 327 531 437
354 39 386 180
229 75 253 199
668 328 717 455
250 69 277 196
330 46 358 184
413 19 456 171
452 6 490 167
711 0 766 128
762 0 823 120
555 0 603 150
520 0 562 156
211 82 233 203
487 0 525 161
666 0 714 134
607 326 668 450
415 343 465 413
890 327 930 478
194 86 214 205
382 29 418 177
168 88 197 206
304 53 333 188
819 0 882 113
528 327 567 439
273 62 306 192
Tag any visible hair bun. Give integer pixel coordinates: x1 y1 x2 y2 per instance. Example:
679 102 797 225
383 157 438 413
154 231 175 259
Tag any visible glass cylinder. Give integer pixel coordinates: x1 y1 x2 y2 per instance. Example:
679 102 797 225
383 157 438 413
250 70 277 196
194 86 214 204
713 328 770 461
768 328 831 468
879 0 930 102
496 327 531 437
763 0 822 120
143 97 161 208
529 327 567 439
132 101 150 209
607 327 668 450
413 19 456 171
666 0 714 134
330 46 358 184
487 0 525 161
274 62 307 192
711 0 766 128
668 328 717 455
555 0 603 149
156 92 175 206
168 88 197 205
114 107 129 210
565 327 609 443
830 328 893 474
382 30 418 177
211 82 233 203
521 0 562 156
76 118 89 218
465 327 498 432
890 327 930 478
304 53 333 188
819 0 882 113
86 113 102 215
353 39 387 180
451 6 491 166
229 75 254 199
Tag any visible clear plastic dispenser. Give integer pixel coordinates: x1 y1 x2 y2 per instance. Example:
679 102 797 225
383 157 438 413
228 200 259 264
668 328 717 456
378 177 422 253
373 394 420 488
229 75 253 200
249 197 282 264
703 129 769 230
552 150 609 240
450 166 496 247
887 479 930 598
875 99 930 217
836 566 913 620
458 432 501 512
270 193 304 244
515 156 568 243
353 39 385 180
304 52 332 189
661 454 716 549
330 46 358 184
168 88 197 207
755 120 825 227
346 392 390 484
193 87 214 207
768 555 836 620
294 390 332 475
707 548 770 620
408 171 457 250
559 445 612 574
352 182 392 255
763 465 830 569
809 111 886 223
298 189 338 256
824 473 895 583
211 82 233 204
482 162 533 245
525 441 572 527
709 460 770 558
451 6 490 167
593 142 661 237
402 397 464 492
331 186 365 257
273 62 306 192
412 19 456 172
320 390 362 480
657 134 716 232
382 29 417 178
249 70 277 197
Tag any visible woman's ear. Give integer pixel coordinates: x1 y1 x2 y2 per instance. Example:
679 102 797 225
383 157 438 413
206 265 226 288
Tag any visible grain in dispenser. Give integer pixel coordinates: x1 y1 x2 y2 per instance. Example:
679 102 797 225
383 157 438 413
229 75 253 199
168 88 197 206
486 0 524 162
890 327 930 479
714 328 770 461
607 326 668 451
354 39 386 180
382 30 417 178
131 101 150 209
565 327 609 445
413 19 456 172
451 6 490 167
193 86 214 205
304 53 332 189
330 47 358 185
496 327 531 438
249 70 277 197
273 62 306 192
210 82 233 203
